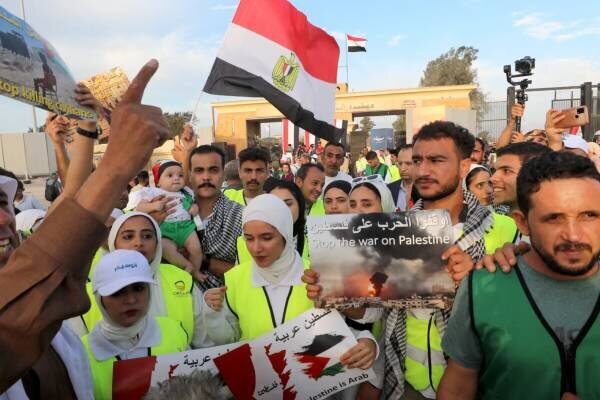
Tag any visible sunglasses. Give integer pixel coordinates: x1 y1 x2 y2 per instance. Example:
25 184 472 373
351 174 384 184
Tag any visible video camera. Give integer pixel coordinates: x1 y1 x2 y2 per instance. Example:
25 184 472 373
504 57 536 132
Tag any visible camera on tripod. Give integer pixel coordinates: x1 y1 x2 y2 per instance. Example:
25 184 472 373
504 57 536 132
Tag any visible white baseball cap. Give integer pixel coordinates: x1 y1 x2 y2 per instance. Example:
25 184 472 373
593 130 600 137
563 135 589 153
92 249 156 296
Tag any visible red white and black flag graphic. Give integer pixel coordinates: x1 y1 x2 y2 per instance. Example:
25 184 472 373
347 34 367 52
204 0 343 143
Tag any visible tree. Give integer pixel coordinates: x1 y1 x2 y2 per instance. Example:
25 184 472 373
359 116 375 133
392 115 406 134
163 111 193 137
420 46 486 120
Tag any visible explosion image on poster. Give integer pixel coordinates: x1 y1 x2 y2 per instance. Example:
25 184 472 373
307 210 455 309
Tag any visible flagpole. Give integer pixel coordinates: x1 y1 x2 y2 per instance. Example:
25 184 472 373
345 35 350 87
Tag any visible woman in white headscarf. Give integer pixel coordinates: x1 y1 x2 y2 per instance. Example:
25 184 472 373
349 174 396 213
203 194 378 370
73 212 219 349
82 249 188 400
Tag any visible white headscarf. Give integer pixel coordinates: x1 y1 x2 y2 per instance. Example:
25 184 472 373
350 178 396 213
462 163 489 191
0 176 17 216
243 194 303 285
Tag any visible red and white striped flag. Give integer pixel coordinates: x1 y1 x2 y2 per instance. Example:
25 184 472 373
204 0 343 143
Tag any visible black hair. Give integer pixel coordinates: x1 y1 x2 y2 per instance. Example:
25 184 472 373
295 163 324 180
465 166 490 189
414 121 475 159
189 145 226 168
475 137 486 152
517 151 600 215
351 182 381 200
323 141 345 153
496 142 551 165
323 180 352 197
399 143 413 151
17 180 24 191
137 170 149 180
264 179 306 255
389 148 399 157
238 147 270 167
365 151 378 161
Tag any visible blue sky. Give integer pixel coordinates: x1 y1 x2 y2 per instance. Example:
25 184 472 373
0 0 599 135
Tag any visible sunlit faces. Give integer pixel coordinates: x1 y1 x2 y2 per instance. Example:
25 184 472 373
467 170 493 206
157 165 185 192
412 138 468 202
470 140 484 164
0 188 18 268
491 154 521 208
239 160 268 192
243 220 286 268
349 185 383 214
114 216 157 263
101 283 150 327
269 187 300 223
296 167 325 205
514 178 600 277
321 144 345 176
190 152 224 199
324 187 350 214
398 148 415 182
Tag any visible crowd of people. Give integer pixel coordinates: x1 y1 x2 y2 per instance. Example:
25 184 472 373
0 59 598 400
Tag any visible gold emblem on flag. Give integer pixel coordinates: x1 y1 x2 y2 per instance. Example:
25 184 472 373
272 53 300 92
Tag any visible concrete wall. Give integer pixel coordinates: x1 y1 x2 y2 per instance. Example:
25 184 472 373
0 133 57 177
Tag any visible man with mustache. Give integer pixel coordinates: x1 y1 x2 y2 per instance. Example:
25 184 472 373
176 141 243 291
224 147 270 206
439 151 600 400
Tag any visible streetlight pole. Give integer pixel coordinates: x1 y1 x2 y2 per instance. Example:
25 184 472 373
20 0 33 181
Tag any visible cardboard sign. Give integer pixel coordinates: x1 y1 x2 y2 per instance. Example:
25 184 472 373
0 6 95 119
307 210 456 309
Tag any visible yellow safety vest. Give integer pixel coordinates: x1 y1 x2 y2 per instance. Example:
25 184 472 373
81 316 188 400
82 263 194 343
224 188 247 206
389 165 401 182
236 235 310 264
355 158 368 174
87 247 106 281
404 312 445 392
308 198 325 216
225 261 313 340
484 213 518 255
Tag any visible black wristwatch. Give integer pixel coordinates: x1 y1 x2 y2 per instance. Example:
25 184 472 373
76 126 99 139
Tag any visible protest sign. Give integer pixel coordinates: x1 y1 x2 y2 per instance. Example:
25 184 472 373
113 309 373 400
0 6 95 119
307 210 455 309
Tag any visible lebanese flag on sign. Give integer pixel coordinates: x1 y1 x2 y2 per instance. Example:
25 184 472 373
347 34 367 52
204 0 343 143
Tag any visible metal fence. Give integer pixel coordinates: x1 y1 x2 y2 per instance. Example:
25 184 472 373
476 101 507 142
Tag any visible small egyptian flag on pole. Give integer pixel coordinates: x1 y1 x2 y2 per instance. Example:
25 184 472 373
347 34 367 52
204 0 344 143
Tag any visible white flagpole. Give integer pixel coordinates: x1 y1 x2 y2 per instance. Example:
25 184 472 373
345 35 350 87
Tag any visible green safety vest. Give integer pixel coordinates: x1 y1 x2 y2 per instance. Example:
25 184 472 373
81 316 188 400
236 235 310 265
365 163 389 179
389 165 400 182
308 198 325 216
484 213 518 255
471 267 600 399
225 261 314 340
224 188 247 206
82 263 194 344
404 312 445 392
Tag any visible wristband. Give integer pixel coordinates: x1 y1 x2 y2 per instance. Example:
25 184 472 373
76 126 99 139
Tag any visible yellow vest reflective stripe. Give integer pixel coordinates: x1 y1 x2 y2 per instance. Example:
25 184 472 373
389 165 401 182
404 312 445 392
308 198 325 216
224 188 246 206
484 213 518 255
82 263 194 344
225 261 313 340
81 316 188 400
236 235 310 265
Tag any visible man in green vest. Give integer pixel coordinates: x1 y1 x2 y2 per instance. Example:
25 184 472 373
224 147 270 206
364 150 391 183
439 151 600 400
295 163 325 216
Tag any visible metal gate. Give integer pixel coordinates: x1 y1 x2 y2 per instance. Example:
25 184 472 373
476 101 507 142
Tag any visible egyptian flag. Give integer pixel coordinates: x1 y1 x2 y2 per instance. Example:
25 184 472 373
347 34 367 52
204 0 343 143
294 334 346 380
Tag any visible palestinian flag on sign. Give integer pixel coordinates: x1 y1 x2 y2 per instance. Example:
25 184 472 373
203 0 343 143
347 34 367 52
294 334 346 380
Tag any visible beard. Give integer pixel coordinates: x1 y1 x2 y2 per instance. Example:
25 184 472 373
531 236 600 277
417 175 461 202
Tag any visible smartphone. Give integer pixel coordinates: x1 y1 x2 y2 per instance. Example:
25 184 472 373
555 106 589 129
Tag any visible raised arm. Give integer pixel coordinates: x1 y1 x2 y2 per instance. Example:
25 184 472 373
44 113 70 184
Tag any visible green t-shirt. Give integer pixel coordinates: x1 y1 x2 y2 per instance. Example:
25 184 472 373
442 256 600 369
